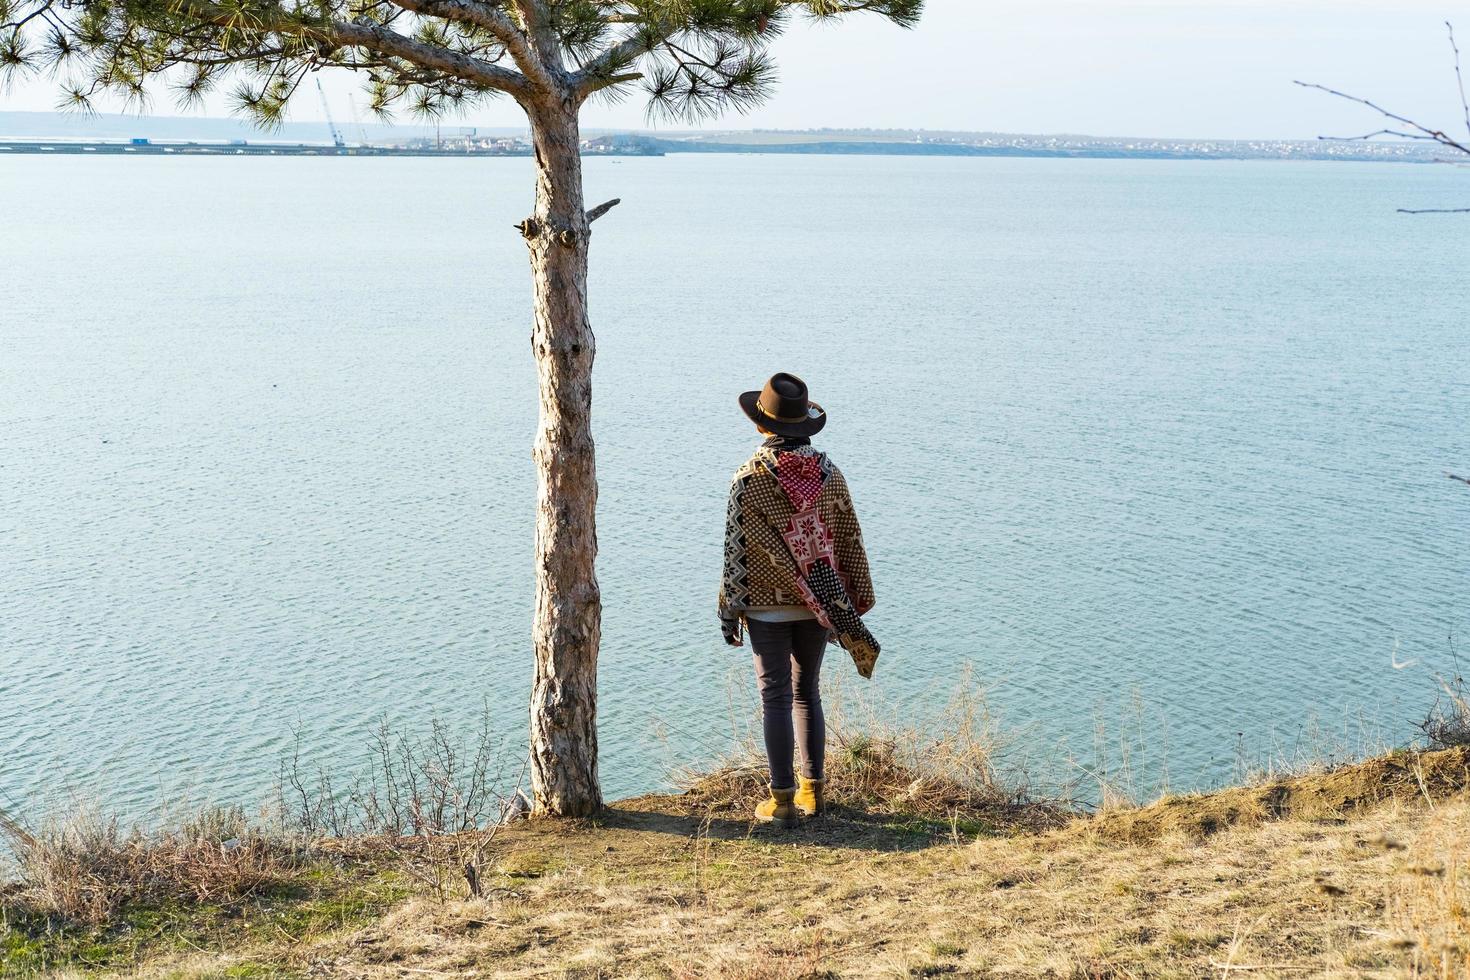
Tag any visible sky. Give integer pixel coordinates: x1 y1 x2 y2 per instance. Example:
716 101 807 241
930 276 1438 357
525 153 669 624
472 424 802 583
4 0 1470 140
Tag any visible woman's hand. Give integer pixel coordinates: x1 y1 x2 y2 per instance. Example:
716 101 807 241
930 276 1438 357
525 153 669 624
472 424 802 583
720 616 744 647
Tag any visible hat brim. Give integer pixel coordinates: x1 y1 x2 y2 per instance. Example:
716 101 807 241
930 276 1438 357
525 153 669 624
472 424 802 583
739 390 827 437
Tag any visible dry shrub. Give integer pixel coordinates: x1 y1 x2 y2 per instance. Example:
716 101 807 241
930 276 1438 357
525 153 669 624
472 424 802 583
0 803 297 926
277 712 523 901
278 714 517 838
680 680 1072 835
1419 673 1470 750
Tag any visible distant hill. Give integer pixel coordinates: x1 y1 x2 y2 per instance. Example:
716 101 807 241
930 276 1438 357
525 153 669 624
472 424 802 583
651 128 1440 162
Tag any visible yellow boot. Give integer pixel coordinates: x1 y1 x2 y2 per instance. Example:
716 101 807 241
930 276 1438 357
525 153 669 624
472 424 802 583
794 776 825 817
755 785 800 829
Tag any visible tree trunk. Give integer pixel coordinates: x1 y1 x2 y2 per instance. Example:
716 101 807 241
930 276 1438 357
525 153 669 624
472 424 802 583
523 98 603 818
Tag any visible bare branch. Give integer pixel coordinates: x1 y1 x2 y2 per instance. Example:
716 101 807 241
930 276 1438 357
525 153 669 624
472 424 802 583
1300 20 1470 213
1320 129 1445 143
1448 21 1470 140
1447 471 1470 486
585 197 620 222
1293 79 1470 157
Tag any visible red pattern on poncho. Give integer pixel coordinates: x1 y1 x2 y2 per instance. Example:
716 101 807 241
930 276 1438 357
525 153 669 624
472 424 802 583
773 451 881 679
776 452 825 511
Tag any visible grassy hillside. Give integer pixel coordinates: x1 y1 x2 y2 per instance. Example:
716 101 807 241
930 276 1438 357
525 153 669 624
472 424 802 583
3 744 1467 978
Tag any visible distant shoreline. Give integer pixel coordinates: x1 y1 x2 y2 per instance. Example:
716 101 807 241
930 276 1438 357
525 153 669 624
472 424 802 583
0 138 556 158
643 137 1438 163
0 135 1440 163
0 111 1444 163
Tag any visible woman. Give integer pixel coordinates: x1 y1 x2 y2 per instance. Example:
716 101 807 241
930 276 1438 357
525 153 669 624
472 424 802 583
718 372 880 829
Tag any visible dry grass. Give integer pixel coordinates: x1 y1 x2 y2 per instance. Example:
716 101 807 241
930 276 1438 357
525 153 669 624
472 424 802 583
671 680 1072 838
95 750 1469 980
1388 795 1470 975
1084 746 1470 845
6 717 1469 978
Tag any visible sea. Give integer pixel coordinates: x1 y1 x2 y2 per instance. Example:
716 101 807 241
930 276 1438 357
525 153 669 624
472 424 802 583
2 152 1467 820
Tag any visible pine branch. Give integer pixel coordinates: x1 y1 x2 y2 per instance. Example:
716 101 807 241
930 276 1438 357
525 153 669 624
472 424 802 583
3 0 923 130
1 0 535 116
386 0 551 92
508 0 561 71
570 0 921 107
340 22 523 92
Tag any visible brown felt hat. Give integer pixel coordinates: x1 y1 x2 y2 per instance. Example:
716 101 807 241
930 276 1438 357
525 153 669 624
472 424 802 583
739 372 827 437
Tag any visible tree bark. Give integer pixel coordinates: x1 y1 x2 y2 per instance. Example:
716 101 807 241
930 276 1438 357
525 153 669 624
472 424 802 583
523 96 603 818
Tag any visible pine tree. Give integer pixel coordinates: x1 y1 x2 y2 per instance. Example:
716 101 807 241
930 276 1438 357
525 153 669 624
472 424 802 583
1 0 923 817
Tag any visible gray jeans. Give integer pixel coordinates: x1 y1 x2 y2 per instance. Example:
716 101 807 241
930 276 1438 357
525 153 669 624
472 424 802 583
748 618 828 789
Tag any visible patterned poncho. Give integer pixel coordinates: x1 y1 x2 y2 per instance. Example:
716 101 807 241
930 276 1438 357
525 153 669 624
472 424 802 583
718 441 880 678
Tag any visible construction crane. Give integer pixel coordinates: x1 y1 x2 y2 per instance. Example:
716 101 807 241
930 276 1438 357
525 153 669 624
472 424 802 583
347 94 370 147
315 77 345 150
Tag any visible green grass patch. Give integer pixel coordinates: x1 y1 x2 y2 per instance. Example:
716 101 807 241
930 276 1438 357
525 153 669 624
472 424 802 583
1 860 406 976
